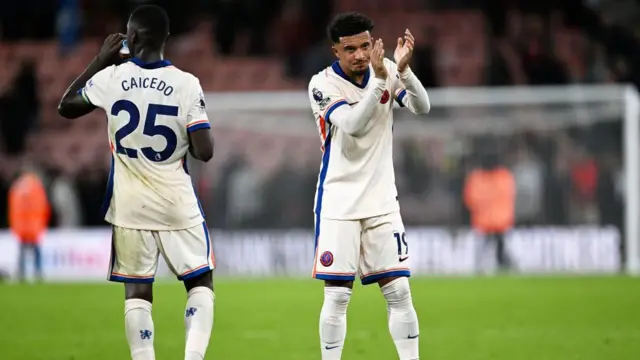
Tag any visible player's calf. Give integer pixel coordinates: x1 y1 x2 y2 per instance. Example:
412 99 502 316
124 283 155 360
320 281 353 360
380 277 420 360
183 270 215 360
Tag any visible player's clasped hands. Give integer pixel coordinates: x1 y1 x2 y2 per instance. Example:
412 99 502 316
371 38 388 80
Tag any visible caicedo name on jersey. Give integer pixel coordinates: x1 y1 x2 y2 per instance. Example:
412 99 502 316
121 76 174 96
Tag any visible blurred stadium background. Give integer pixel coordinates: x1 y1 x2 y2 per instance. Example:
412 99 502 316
1 0 640 359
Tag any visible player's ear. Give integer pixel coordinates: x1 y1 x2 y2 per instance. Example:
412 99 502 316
332 45 339 59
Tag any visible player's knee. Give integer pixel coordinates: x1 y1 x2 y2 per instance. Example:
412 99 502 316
324 286 352 310
125 283 153 303
381 277 413 307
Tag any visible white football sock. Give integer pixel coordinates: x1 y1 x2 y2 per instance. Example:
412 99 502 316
382 277 420 360
319 286 352 360
184 286 215 360
124 299 155 360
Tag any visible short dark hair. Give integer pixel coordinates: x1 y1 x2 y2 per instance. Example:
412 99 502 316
129 5 170 48
327 12 374 43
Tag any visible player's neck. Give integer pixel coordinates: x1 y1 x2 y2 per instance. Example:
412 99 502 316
133 49 164 64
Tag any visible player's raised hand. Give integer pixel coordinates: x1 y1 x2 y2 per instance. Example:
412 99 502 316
371 38 388 80
394 29 415 73
98 33 127 66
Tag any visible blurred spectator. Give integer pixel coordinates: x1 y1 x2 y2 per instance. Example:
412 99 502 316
597 152 623 229
544 151 572 225
8 161 50 282
586 41 613 82
261 162 307 228
0 61 39 155
76 166 109 227
274 0 312 77
213 0 283 56
464 150 516 271
511 146 544 225
56 0 81 54
49 168 82 228
410 26 438 88
225 154 262 228
570 145 599 222
401 140 431 196
518 14 569 85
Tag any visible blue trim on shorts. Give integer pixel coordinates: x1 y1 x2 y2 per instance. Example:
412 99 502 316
178 266 212 281
109 275 155 283
361 270 411 285
314 273 356 281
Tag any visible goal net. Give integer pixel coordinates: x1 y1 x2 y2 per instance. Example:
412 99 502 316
189 85 639 276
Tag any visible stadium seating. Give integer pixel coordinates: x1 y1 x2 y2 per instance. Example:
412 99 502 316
0 8 586 176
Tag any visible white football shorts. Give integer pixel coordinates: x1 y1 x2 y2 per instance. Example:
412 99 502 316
312 211 411 285
108 222 215 283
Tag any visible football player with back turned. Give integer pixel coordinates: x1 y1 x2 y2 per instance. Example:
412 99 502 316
307 12 431 360
58 5 215 360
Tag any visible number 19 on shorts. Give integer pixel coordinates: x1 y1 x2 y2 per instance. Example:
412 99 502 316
394 231 408 262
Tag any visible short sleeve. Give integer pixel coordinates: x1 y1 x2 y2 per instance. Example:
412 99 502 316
308 76 348 124
186 79 210 133
386 59 407 107
79 66 115 109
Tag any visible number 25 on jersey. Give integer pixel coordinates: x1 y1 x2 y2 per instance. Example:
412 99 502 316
111 99 178 162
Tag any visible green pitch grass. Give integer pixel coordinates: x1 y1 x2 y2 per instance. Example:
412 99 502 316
0 276 639 359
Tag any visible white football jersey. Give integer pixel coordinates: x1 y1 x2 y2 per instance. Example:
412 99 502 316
81 58 210 230
308 58 408 220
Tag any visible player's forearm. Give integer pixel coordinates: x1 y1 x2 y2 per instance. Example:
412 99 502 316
399 68 430 114
58 56 108 118
328 78 386 136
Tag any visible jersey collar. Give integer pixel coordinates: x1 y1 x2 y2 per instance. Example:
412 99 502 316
129 57 172 69
331 61 370 89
